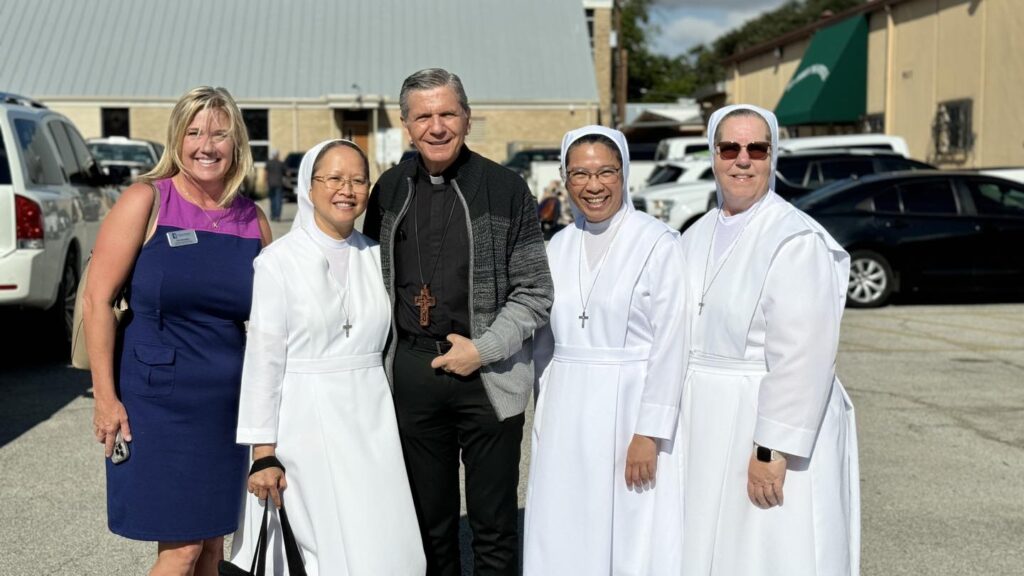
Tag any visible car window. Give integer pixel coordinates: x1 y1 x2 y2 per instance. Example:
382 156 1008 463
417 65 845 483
48 121 85 182
88 142 156 164
776 157 812 186
14 118 64 186
683 143 709 156
0 129 12 185
647 165 684 186
868 186 901 213
899 180 959 215
818 158 875 185
967 179 1024 217
699 167 715 180
63 123 101 176
630 143 658 161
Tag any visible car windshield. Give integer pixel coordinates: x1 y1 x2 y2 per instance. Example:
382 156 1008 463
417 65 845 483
87 143 154 164
646 165 685 186
0 130 11 184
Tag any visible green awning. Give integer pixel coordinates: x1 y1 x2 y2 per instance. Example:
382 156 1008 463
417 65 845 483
775 16 867 126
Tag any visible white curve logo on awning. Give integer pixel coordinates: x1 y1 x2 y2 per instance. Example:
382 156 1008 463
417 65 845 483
785 64 830 92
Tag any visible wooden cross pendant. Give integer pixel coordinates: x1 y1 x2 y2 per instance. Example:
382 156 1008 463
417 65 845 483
415 284 436 327
698 300 705 316
579 310 590 328
342 322 352 337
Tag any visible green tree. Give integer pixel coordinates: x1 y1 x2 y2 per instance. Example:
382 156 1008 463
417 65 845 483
620 0 697 101
623 0 868 97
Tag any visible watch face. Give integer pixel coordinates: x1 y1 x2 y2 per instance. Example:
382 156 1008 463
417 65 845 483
756 445 773 463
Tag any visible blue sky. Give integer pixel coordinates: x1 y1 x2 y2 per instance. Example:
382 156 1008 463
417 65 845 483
647 0 790 57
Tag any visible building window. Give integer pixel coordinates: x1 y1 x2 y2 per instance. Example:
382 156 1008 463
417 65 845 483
932 99 973 157
242 109 269 163
102 108 130 137
585 8 595 54
861 113 884 134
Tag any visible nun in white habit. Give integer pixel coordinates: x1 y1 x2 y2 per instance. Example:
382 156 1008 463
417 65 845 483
228 140 425 575
523 125 685 576
676 104 860 576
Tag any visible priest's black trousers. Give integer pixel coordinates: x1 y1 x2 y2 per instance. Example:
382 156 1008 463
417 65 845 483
393 337 524 576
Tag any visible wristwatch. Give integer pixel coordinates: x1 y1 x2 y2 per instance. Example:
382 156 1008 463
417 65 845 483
755 444 784 462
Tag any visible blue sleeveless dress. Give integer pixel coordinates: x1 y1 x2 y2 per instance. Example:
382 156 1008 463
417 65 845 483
106 178 262 541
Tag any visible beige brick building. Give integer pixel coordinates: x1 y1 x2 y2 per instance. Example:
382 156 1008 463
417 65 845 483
710 0 1023 168
6 0 617 186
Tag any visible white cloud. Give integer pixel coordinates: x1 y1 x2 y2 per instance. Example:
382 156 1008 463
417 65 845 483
653 0 786 10
648 1 791 57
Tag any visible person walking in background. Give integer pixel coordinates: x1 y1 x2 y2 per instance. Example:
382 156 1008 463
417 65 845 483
84 86 271 576
677 104 859 576
265 148 285 221
363 67 552 576
525 125 685 575
228 139 425 575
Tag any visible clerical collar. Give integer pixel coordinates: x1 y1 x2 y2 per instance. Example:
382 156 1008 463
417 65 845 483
415 145 471 185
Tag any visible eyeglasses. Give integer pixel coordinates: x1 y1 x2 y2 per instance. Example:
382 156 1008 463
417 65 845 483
716 141 771 161
566 167 621 186
312 175 370 193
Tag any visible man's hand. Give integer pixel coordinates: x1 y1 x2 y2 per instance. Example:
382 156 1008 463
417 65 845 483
747 450 787 509
625 434 658 490
430 334 482 376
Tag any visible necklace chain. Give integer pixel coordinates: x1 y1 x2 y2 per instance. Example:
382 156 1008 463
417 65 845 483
577 210 627 328
179 185 225 229
698 200 764 315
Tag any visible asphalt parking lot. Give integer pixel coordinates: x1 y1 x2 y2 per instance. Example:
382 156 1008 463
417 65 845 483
1 206 1021 574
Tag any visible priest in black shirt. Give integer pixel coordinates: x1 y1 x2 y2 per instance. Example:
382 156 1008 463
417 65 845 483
363 68 553 576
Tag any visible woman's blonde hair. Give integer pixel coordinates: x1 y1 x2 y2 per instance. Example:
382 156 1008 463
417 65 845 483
142 86 252 207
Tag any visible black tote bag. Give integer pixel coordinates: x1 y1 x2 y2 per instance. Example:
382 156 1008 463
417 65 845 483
219 500 307 576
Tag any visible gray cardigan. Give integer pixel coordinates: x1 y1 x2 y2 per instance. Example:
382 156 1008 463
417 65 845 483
363 148 553 420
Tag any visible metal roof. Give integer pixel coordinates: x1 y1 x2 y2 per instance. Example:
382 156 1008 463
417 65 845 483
0 0 599 105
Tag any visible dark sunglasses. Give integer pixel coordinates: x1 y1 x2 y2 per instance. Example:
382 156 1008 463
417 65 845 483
716 141 771 161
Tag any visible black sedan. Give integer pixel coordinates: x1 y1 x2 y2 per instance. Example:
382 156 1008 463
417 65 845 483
793 171 1024 307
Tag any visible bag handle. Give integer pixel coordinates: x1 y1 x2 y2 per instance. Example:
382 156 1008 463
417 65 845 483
249 496 307 576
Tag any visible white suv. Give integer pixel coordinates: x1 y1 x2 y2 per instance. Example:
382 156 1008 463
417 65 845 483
0 93 116 349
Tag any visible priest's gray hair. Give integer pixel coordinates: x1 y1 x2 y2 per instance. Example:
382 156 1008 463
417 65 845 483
399 68 471 119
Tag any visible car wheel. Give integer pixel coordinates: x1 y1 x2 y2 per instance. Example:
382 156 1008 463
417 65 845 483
847 250 894 308
48 256 78 353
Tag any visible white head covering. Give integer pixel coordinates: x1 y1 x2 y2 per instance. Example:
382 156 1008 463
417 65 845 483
559 125 634 221
290 139 362 233
706 104 779 207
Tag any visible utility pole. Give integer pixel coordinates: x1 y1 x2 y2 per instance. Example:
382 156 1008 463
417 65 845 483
613 1 627 128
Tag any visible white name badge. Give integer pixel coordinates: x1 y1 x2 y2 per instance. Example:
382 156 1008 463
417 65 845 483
166 229 199 247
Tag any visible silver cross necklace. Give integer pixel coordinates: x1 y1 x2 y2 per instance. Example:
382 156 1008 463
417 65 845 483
577 209 627 328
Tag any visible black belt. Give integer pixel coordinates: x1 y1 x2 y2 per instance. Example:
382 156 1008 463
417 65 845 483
398 331 453 355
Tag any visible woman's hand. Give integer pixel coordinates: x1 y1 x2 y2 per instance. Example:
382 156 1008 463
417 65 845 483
93 397 130 458
625 434 658 490
747 450 787 509
249 445 286 508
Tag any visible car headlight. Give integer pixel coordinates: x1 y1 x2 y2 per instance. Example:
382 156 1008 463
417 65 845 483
648 199 675 221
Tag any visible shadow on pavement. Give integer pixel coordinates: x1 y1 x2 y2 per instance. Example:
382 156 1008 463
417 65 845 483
891 291 1024 307
0 311 93 448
